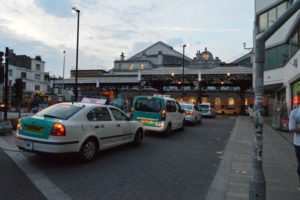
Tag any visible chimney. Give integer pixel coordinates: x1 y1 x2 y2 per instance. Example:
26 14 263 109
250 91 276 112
35 56 41 61
120 52 125 61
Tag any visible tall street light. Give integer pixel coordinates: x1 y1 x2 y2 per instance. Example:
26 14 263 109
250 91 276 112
182 44 188 99
72 7 80 102
61 50 66 90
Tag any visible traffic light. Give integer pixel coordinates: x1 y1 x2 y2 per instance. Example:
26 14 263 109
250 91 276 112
14 78 23 100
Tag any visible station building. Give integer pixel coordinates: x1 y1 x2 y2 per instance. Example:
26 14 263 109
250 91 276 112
53 41 253 113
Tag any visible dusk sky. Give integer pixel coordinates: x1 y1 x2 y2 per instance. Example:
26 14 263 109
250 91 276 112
0 0 254 78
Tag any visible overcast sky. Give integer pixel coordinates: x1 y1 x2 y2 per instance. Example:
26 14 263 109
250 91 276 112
0 0 254 78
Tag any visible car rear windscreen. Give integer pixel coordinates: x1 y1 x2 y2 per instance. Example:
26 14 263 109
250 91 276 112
199 105 209 109
180 104 193 110
35 104 83 120
135 98 162 112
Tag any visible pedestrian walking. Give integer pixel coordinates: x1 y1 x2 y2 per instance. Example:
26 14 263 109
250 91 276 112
288 106 300 190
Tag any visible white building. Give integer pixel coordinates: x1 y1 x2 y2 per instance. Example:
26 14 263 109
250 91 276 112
254 0 300 112
8 55 48 94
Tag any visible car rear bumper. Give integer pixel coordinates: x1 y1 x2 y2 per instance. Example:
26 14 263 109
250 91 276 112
143 124 166 132
15 136 80 153
184 115 195 122
201 111 213 116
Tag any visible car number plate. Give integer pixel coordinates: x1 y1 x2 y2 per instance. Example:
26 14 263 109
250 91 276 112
25 125 43 133
140 119 153 123
24 141 33 150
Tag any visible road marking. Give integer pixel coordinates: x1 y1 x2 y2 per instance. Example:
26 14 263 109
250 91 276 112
0 137 71 200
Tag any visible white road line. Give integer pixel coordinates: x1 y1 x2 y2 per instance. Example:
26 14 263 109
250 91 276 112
0 137 71 200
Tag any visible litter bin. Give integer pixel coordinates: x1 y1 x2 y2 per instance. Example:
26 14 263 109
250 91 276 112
280 118 289 132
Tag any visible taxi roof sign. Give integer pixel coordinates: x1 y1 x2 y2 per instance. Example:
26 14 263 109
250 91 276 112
81 97 107 104
153 94 171 98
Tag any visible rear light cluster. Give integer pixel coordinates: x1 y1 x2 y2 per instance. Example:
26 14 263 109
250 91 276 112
16 118 21 130
185 111 193 115
162 109 166 121
50 123 66 136
130 107 134 119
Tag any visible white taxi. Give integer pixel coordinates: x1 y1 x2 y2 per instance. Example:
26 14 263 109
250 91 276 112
16 103 144 162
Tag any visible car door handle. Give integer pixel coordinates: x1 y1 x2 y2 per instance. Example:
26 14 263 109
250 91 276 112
94 125 99 129
117 124 121 127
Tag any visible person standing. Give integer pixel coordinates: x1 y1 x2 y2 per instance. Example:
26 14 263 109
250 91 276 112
288 106 300 190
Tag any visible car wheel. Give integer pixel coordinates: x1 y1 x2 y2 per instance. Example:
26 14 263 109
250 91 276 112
79 138 98 162
193 118 197 126
180 120 185 130
221 111 225 115
164 123 172 137
132 129 143 146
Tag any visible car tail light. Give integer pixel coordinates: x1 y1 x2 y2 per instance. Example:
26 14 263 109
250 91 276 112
185 111 193 115
130 107 134 119
162 109 166 121
16 118 21 130
50 123 66 136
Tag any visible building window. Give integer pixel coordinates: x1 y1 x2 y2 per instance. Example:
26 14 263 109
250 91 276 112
258 1 288 33
22 82 26 90
21 72 26 79
244 98 248 106
228 98 235 106
8 69 12 76
265 24 300 70
35 85 40 91
215 97 221 105
36 64 40 71
8 80 12 86
35 74 41 80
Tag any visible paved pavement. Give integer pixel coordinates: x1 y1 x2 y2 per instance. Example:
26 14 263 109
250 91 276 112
206 116 300 200
0 132 46 200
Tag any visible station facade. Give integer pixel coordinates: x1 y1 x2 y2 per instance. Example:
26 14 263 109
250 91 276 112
53 41 253 113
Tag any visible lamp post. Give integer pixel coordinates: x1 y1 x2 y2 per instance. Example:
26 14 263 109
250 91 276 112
61 50 66 90
198 72 202 105
72 7 80 102
182 44 188 99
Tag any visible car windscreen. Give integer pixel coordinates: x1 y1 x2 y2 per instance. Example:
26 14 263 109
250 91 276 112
199 105 209 109
35 104 83 120
134 98 162 113
180 104 193 110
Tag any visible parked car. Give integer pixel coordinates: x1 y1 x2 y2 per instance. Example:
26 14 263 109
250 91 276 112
218 107 240 115
15 103 144 162
179 103 202 125
132 95 185 137
199 103 216 118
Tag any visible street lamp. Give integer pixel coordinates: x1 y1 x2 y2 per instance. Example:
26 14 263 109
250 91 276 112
61 50 66 90
198 72 202 104
182 44 188 99
71 7 80 102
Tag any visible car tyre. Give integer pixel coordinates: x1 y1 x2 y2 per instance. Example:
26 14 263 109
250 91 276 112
132 129 143 146
193 118 197 126
180 120 185 130
79 138 98 162
164 123 172 137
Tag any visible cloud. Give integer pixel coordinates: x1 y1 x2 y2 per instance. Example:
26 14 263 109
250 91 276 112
0 0 254 76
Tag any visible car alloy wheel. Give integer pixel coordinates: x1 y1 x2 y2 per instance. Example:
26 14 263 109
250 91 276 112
80 139 97 162
133 129 143 146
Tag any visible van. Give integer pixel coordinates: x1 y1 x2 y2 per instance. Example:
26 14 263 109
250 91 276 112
132 95 185 137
